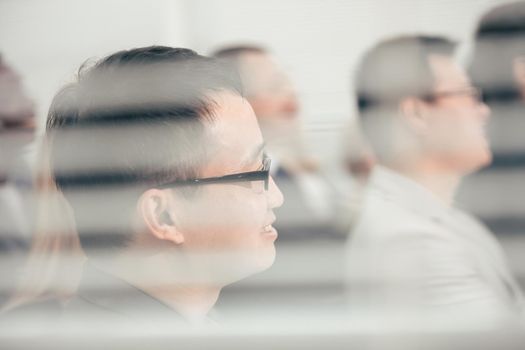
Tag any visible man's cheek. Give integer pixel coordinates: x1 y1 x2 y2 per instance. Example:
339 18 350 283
188 190 265 230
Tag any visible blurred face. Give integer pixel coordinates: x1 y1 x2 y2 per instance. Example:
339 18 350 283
0 62 35 170
422 54 491 174
173 91 284 284
240 52 299 122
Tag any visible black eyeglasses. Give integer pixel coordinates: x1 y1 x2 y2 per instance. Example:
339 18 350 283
158 156 271 193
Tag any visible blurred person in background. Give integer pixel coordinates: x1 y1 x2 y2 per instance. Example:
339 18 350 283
459 1 525 240
213 45 339 240
339 120 376 231
342 121 375 183
345 35 523 326
0 56 36 306
7 46 283 327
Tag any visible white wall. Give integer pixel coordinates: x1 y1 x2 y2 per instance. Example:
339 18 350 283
180 0 509 162
0 0 511 153
0 0 188 130
184 0 507 123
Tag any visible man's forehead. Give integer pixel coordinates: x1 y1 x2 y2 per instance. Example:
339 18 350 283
427 54 471 91
201 90 264 175
241 51 272 67
206 90 255 124
239 142 265 167
241 53 278 79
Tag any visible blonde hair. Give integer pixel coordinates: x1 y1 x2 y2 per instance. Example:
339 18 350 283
2 137 85 312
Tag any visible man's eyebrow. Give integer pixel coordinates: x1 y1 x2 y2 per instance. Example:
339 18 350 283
240 142 265 168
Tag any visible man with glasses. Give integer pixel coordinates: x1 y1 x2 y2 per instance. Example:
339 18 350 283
345 36 523 326
44 46 283 325
213 46 337 240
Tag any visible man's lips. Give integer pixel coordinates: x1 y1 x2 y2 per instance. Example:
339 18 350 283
261 224 275 233
262 213 276 227
261 224 278 240
261 214 277 235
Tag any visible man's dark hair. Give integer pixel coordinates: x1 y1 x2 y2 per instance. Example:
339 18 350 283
354 35 456 158
469 1 525 103
47 46 242 253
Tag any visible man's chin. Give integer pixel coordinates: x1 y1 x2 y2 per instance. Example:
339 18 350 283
460 148 493 174
246 244 277 277
475 143 493 168
481 149 493 167
257 244 276 271
218 246 276 286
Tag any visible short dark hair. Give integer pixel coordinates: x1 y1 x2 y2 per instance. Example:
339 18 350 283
47 46 242 253
354 35 456 157
469 1 525 103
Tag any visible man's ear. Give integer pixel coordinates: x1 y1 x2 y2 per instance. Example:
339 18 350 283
399 96 430 135
138 189 184 245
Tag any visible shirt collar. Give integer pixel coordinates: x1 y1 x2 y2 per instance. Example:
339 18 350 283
368 165 454 221
76 261 184 322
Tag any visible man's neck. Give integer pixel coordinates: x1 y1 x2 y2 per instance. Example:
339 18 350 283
105 250 221 322
386 161 461 206
147 283 220 323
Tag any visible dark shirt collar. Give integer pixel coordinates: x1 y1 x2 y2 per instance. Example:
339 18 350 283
76 261 184 322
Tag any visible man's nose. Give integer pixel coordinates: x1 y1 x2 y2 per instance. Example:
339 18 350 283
267 176 284 209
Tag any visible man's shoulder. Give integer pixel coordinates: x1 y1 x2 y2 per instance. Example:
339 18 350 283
63 294 124 317
0 299 63 332
351 188 445 243
64 262 186 326
60 294 130 327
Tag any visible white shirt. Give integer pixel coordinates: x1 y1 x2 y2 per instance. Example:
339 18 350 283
345 166 523 326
